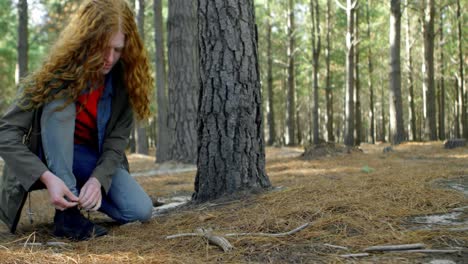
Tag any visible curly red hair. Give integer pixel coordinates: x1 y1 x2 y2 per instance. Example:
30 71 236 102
21 0 153 120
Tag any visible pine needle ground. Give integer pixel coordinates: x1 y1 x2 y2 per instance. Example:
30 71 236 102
0 142 466 263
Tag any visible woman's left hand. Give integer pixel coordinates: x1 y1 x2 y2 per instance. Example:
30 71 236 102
79 177 102 211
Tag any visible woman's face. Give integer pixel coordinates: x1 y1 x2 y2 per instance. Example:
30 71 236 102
102 31 125 75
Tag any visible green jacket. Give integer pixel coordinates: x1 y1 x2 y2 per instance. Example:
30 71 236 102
0 63 133 233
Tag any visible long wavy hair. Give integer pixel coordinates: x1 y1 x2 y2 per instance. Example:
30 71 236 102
21 0 153 120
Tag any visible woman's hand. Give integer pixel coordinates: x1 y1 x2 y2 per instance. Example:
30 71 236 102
40 171 79 210
78 177 102 211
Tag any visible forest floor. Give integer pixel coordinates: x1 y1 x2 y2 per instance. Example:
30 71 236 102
0 142 467 263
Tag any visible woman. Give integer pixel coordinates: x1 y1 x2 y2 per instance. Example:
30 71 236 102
0 0 154 240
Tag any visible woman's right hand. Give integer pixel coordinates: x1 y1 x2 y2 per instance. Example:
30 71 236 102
40 171 79 210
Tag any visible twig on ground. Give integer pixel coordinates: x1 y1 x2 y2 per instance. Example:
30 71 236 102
225 223 310 237
166 228 233 252
18 241 70 247
166 223 309 252
398 249 461 254
323 243 349 251
364 243 425 252
339 253 369 258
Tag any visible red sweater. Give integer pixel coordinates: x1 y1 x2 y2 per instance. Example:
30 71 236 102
74 85 105 148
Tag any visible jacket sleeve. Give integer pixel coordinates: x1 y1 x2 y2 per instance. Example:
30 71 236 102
91 99 134 193
0 103 48 191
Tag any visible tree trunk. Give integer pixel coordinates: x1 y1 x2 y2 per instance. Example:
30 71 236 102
366 0 375 144
266 0 277 145
165 0 199 163
287 0 296 145
456 0 466 139
380 81 386 142
325 0 334 142
311 0 321 145
16 0 28 84
404 0 417 141
437 7 445 140
193 0 271 202
342 0 356 147
422 0 437 140
154 0 170 161
389 0 405 145
135 0 149 154
354 8 362 145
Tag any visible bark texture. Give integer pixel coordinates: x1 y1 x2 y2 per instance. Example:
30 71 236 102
194 0 271 202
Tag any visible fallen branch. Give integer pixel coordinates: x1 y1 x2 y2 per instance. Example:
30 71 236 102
364 243 425 252
323 243 349 251
166 223 309 252
19 241 70 247
225 223 310 237
399 249 461 254
166 228 233 252
339 253 369 258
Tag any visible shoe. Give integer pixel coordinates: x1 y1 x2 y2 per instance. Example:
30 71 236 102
53 207 107 241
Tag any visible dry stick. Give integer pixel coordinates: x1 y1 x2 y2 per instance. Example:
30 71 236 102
339 253 370 258
323 243 349 251
166 223 310 252
225 223 310 237
166 228 233 252
364 243 425 252
398 249 461 254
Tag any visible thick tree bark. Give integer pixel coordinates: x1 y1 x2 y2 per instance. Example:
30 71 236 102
422 0 437 140
154 0 170 161
389 0 405 144
135 0 149 154
287 0 296 145
325 0 335 142
16 0 28 84
193 0 271 201
166 0 199 163
404 0 417 141
366 0 375 144
266 0 277 145
311 0 321 145
354 8 362 145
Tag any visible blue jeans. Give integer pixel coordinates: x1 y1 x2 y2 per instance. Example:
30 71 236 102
40 98 152 223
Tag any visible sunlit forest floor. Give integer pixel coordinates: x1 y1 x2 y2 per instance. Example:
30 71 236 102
0 142 467 263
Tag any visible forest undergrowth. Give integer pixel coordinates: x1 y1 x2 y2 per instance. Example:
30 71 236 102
0 142 466 263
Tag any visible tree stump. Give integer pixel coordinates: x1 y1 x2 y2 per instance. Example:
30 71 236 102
444 139 466 149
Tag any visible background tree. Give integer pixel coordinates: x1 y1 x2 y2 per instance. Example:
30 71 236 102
265 0 277 145
422 0 437 140
135 0 149 154
455 0 466 139
366 0 375 143
165 0 198 163
354 6 362 145
404 0 417 141
193 0 271 201
389 0 405 144
16 0 28 84
337 0 357 147
287 0 296 145
154 0 170 162
325 0 334 142
310 0 320 144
